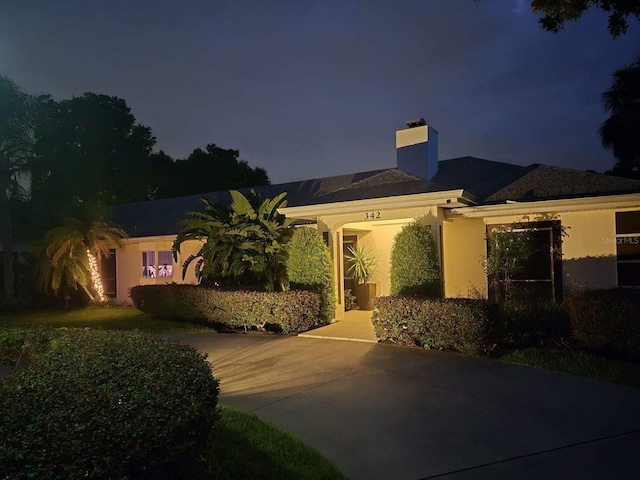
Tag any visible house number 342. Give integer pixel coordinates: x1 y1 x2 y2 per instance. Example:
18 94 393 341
365 212 381 220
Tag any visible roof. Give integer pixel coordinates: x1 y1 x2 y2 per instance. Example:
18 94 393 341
113 156 640 237
485 164 640 203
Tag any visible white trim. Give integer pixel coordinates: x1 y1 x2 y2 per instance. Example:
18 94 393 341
122 234 178 243
446 193 640 219
279 189 474 219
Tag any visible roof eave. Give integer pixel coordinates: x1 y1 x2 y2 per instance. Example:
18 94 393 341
446 193 640 219
280 189 476 220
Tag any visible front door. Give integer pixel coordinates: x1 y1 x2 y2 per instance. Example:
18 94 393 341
343 235 358 298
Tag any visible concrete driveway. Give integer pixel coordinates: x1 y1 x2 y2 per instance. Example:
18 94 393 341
169 333 640 480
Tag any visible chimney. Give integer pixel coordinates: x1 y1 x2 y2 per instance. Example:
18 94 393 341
395 118 438 180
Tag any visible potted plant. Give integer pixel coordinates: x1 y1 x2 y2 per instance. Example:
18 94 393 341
345 245 378 310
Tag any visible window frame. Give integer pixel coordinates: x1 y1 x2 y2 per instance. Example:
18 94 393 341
615 211 640 287
486 220 563 303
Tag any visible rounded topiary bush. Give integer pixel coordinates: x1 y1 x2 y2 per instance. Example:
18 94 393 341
390 222 441 297
286 227 336 323
0 328 219 480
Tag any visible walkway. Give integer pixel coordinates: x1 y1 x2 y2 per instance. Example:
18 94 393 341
298 309 377 343
169 333 640 480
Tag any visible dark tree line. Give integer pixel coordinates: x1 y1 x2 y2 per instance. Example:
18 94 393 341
0 78 269 303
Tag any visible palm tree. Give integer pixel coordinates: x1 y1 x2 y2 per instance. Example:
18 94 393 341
36 207 127 303
0 76 36 302
600 56 640 173
173 190 293 291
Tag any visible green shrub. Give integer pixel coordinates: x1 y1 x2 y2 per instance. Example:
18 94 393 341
0 328 219 480
344 289 358 311
131 284 322 334
495 300 571 348
390 222 441 297
567 288 640 359
373 296 496 355
286 227 336 322
130 283 210 321
0 326 61 366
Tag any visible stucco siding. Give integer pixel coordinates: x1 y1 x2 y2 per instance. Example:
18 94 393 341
115 236 201 304
561 210 617 292
442 218 488 298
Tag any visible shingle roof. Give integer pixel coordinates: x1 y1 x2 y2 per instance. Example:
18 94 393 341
113 156 640 237
432 157 529 200
485 164 640 203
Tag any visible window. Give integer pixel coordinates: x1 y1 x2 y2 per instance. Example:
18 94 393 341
142 251 172 278
616 211 640 287
157 251 173 277
142 251 155 278
487 220 563 302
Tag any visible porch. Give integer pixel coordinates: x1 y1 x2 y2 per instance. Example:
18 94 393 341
298 310 377 343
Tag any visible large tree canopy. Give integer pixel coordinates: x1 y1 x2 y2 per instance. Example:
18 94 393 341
32 93 156 213
530 0 640 37
0 75 36 302
156 144 269 199
600 57 640 173
32 95 270 214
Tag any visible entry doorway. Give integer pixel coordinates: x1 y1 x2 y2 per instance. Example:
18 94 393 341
343 235 358 301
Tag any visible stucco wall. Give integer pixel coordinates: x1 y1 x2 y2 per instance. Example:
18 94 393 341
442 218 488 298
561 210 617 292
115 236 201 304
441 209 623 300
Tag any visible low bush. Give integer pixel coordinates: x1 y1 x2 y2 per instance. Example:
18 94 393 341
0 328 219 480
495 300 571 349
344 289 358 311
130 283 210 322
373 296 496 355
131 284 323 334
567 288 640 359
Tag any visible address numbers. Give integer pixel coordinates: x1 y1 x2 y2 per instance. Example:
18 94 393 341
364 212 381 220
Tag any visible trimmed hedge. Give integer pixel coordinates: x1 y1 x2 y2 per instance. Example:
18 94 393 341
390 222 441 297
495 300 571 348
373 296 496 355
567 288 640 359
286 227 336 323
0 328 219 480
131 284 323 334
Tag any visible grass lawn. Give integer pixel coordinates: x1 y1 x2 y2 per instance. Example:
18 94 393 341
501 347 640 389
0 305 214 334
210 405 346 480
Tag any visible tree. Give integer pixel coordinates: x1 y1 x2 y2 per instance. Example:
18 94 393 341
529 0 640 37
172 190 293 291
36 205 127 303
32 93 156 215
0 76 36 302
158 144 269 198
599 57 640 173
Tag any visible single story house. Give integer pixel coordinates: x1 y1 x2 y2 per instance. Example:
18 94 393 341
111 119 640 318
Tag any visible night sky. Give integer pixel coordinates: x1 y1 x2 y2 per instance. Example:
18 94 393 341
2 1 639 184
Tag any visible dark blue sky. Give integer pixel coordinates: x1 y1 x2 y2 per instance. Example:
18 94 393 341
1 0 639 183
